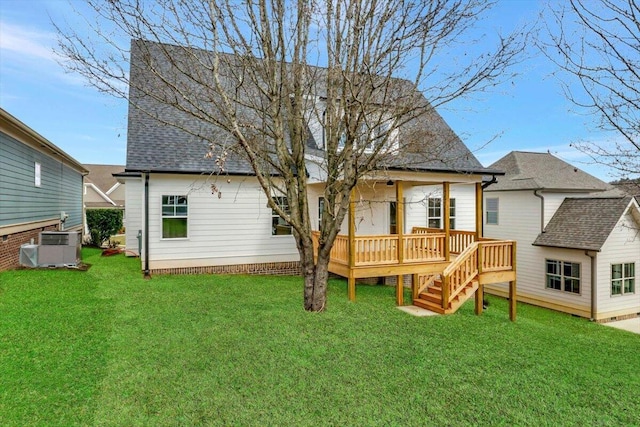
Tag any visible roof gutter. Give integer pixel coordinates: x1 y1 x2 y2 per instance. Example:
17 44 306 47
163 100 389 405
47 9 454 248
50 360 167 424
534 190 545 233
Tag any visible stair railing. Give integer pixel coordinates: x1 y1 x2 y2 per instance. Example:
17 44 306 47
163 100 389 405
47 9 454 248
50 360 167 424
441 242 479 310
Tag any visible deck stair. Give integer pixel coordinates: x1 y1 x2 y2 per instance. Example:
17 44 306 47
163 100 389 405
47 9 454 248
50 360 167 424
413 241 481 315
414 277 479 314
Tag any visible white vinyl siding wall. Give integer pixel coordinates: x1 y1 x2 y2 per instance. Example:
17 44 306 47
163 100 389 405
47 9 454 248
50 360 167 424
405 184 476 233
307 182 477 235
123 176 143 256
595 209 640 319
483 191 592 316
146 175 298 269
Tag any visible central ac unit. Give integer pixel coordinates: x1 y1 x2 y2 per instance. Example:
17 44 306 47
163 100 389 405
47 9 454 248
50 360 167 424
38 231 81 267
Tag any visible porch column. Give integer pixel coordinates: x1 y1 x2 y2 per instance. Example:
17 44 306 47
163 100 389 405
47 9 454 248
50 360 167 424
396 181 404 305
348 188 356 301
475 182 483 241
443 181 450 261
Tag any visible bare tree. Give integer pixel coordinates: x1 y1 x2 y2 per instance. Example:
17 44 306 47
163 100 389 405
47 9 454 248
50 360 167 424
541 0 640 176
56 0 525 311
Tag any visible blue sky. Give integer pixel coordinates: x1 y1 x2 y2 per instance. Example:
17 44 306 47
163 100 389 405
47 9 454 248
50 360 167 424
0 0 623 181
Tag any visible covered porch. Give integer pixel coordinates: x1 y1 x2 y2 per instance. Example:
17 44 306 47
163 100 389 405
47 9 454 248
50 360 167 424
311 177 517 319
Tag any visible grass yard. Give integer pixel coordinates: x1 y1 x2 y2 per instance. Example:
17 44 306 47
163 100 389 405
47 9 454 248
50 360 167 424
1 248 639 426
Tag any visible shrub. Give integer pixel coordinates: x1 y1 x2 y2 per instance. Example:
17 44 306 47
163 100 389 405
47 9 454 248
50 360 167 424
86 209 123 247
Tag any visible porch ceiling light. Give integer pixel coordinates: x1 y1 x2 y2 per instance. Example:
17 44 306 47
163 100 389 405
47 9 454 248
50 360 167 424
386 180 394 186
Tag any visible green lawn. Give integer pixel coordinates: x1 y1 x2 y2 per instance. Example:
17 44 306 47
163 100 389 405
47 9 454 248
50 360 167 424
1 248 639 426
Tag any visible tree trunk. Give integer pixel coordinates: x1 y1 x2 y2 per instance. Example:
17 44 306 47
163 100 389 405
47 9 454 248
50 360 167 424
302 249 330 312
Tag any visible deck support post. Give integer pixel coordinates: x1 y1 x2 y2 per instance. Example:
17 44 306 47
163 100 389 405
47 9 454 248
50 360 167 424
509 241 517 321
348 189 356 301
396 181 404 306
443 182 450 261
509 280 516 321
348 275 356 302
475 182 483 241
412 274 419 300
396 276 404 306
475 284 484 315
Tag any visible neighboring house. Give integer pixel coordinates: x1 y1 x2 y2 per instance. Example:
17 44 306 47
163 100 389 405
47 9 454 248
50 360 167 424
83 164 125 209
82 164 125 237
119 40 517 315
484 151 639 322
0 108 87 271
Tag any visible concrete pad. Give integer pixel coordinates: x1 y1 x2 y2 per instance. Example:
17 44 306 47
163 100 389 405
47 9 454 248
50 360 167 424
602 317 640 335
397 305 439 317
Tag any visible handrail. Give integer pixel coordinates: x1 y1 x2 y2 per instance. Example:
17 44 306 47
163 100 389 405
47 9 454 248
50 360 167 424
441 242 479 309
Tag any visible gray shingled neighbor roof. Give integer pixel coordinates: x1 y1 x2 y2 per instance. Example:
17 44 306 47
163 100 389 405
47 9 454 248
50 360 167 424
486 151 612 192
126 39 500 176
83 164 124 192
533 197 634 251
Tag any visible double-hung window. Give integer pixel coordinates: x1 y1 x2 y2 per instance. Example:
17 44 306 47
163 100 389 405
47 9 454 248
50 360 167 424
272 196 292 235
162 195 188 238
427 198 455 229
546 260 580 294
612 263 635 296
486 197 498 225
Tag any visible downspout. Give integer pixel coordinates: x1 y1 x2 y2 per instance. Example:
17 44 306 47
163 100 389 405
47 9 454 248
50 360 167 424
533 190 545 233
144 171 150 278
586 250 597 321
481 175 497 189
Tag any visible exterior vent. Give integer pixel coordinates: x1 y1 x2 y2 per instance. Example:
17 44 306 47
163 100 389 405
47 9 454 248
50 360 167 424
19 244 39 268
38 231 81 267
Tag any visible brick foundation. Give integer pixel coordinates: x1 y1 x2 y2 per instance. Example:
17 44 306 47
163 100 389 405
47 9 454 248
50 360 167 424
596 313 640 323
151 261 302 276
0 225 59 271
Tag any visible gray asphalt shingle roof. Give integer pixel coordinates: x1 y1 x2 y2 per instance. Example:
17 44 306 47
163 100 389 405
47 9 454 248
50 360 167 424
486 151 612 192
83 164 124 192
126 39 498 176
533 197 634 251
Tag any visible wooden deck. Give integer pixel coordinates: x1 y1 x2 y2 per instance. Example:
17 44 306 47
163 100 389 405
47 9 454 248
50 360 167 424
312 228 517 319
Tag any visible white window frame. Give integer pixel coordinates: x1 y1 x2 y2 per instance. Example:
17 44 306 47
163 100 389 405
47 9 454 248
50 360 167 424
318 196 325 226
427 198 442 228
545 259 581 294
272 196 292 236
427 198 455 229
611 262 635 296
161 195 188 239
486 197 499 225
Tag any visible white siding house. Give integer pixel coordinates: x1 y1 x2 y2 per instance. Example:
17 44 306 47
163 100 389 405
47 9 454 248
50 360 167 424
120 39 501 288
484 151 640 321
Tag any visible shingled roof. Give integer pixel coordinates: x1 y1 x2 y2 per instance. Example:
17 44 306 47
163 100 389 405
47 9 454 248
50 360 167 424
486 151 612 192
533 197 636 251
83 164 124 192
126 39 499 176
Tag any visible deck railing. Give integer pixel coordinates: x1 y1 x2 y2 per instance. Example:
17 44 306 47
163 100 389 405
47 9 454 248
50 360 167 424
480 240 514 272
312 229 514 277
411 227 476 254
440 239 516 309
311 231 445 267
